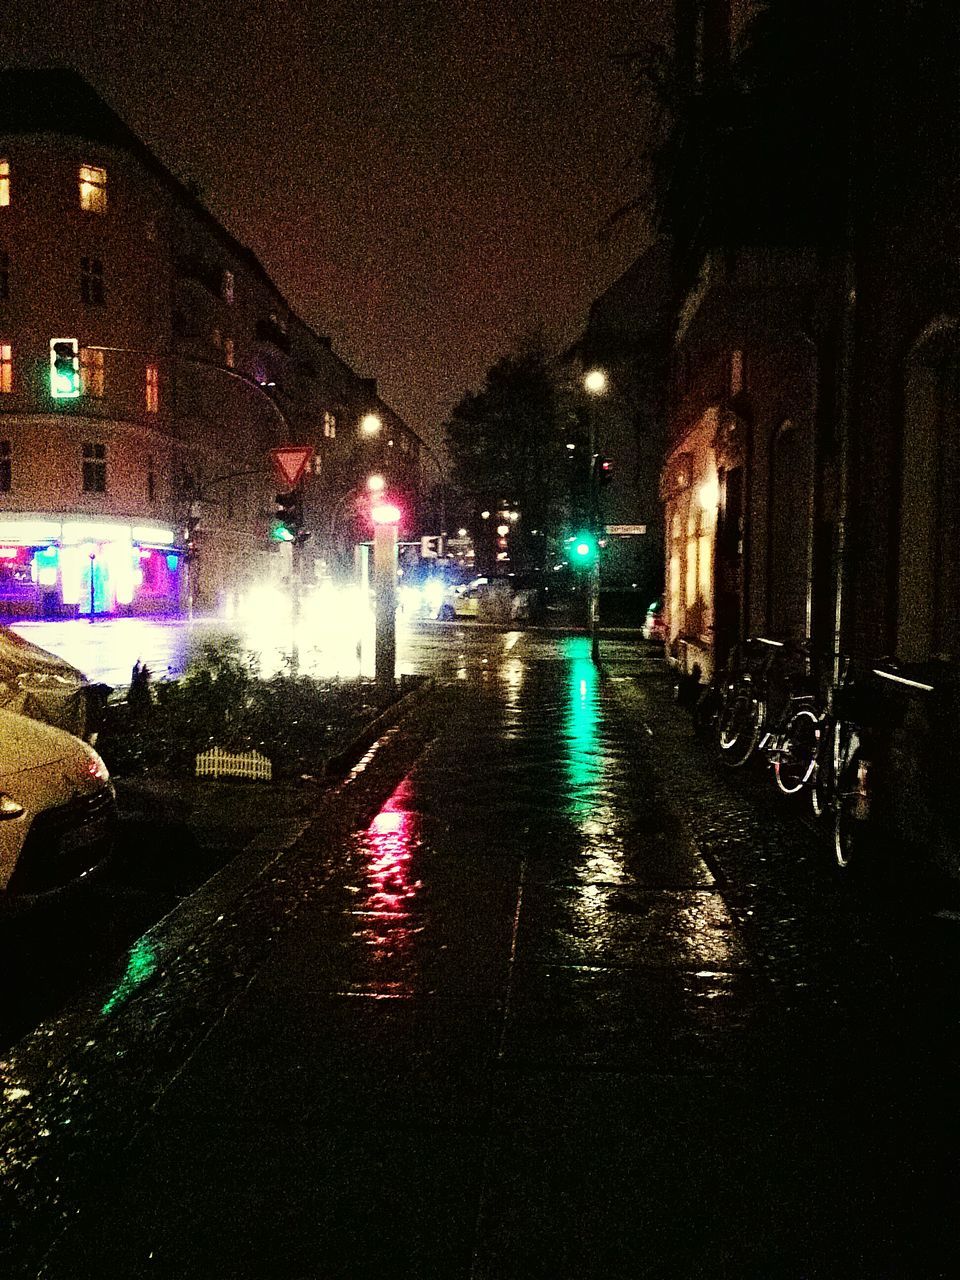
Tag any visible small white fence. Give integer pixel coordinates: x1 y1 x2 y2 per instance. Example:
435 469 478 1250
195 746 273 782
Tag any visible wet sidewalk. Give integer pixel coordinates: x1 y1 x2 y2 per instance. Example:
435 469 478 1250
3 635 957 1277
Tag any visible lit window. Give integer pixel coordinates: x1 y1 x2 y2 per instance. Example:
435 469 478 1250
80 347 105 397
0 161 8 207
82 442 107 493
145 363 159 413
0 440 9 491
79 165 107 212
323 410 336 439
222 270 234 304
0 342 11 393
224 337 235 368
0 251 8 299
80 257 105 304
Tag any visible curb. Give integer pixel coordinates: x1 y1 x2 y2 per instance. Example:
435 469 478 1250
323 675 435 777
1 676 437 1074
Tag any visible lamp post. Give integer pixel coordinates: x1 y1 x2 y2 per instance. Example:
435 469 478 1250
583 368 607 664
359 411 448 554
370 499 401 692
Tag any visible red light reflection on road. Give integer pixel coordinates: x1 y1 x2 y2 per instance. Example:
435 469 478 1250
355 778 423 991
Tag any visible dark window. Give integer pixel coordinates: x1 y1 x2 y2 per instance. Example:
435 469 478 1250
0 440 10 491
80 257 105 305
0 251 8 300
82 442 106 493
147 456 155 503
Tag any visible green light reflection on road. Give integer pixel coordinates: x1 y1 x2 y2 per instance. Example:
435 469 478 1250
562 636 602 818
101 938 159 1016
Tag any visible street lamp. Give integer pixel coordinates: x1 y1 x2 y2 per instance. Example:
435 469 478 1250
370 498 401 692
584 368 608 396
360 412 382 437
582 368 607 663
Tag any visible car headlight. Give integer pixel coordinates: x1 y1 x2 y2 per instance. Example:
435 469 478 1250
0 792 25 820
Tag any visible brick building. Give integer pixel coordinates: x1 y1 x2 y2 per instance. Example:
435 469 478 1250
584 1 958 871
0 69 422 619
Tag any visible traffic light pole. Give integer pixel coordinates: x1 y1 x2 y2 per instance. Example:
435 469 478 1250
290 529 302 677
587 405 601 665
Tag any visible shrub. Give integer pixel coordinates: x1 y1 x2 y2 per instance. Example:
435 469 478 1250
97 633 390 779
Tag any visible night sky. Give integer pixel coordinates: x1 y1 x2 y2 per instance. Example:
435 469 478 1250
1 1 666 445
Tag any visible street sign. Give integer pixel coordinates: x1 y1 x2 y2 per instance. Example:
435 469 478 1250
271 446 313 489
420 535 441 558
605 524 647 535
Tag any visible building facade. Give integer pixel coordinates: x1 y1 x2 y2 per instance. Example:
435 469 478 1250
571 241 673 609
645 0 960 872
0 69 423 619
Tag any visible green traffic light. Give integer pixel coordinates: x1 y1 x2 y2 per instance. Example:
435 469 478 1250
270 521 295 543
566 530 598 568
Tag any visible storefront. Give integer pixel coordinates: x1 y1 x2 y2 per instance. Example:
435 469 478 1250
0 515 185 619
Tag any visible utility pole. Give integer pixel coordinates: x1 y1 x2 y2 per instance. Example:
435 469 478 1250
371 501 401 692
583 368 608 664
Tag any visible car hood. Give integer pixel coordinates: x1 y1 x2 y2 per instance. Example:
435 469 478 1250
0 706 80 775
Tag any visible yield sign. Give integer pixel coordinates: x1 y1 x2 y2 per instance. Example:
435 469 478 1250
271 446 313 489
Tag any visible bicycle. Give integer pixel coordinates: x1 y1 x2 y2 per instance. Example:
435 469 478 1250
714 636 811 773
808 657 873 868
765 643 825 797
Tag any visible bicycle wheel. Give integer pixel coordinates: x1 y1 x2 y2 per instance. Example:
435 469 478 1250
773 705 821 795
716 686 764 768
833 726 869 869
809 720 834 819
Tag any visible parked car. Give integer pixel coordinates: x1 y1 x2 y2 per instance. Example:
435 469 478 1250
437 577 487 620
0 707 116 896
0 624 110 742
642 599 667 642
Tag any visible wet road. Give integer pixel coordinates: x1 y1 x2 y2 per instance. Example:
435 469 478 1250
1 629 959 1277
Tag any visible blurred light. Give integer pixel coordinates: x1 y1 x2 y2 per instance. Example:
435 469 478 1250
62 520 121 544
457 527 467 538
480 510 490 519
497 524 509 536
132 525 175 546
566 442 576 451
584 368 607 395
371 502 402 525
698 473 720 511
361 412 382 436
366 473 386 493
423 578 445 615
0 518 60 543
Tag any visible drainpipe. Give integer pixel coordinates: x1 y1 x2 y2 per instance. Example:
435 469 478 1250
831 14 858 685
831 257 855 685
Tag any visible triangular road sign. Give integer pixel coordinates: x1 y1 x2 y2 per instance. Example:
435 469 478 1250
271 446 313 489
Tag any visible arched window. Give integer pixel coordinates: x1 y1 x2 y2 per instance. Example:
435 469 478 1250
897 319 960 660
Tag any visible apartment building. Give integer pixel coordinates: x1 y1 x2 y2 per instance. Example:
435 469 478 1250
0 69 421 618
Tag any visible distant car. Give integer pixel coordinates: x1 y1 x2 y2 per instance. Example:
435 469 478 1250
0 707 117 896
642 600 667 642
437 577 487 620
